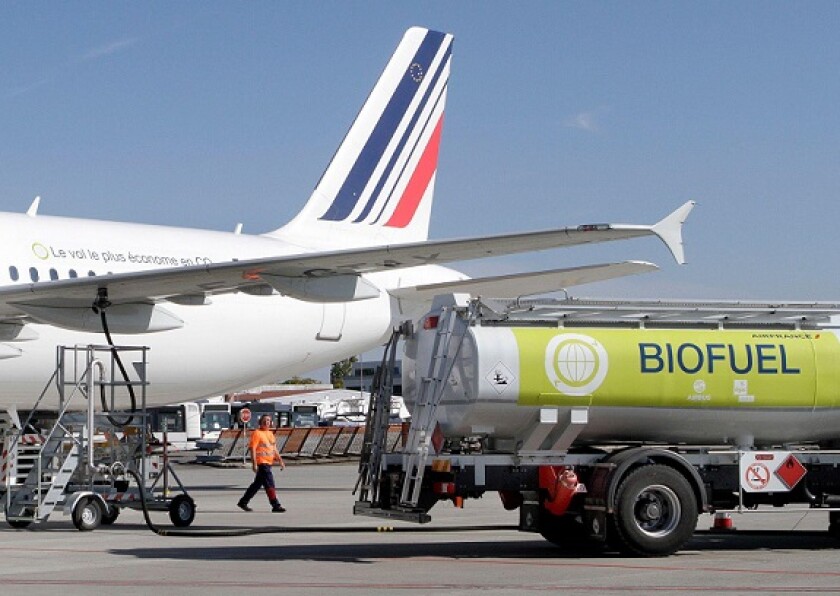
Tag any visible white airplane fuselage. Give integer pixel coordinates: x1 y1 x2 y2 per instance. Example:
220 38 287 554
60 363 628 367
0 212 461 408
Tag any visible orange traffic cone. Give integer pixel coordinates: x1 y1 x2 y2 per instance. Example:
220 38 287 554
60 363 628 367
710 512 735 531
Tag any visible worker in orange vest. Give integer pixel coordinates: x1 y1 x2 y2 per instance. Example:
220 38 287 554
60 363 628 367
237 414 287 512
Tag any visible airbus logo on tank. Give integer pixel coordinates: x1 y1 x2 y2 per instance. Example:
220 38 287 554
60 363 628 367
544 333 609 395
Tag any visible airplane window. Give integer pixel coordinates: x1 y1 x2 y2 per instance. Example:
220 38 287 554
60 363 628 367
69 269 78 279
9 266 18 281
49 268 58 281
29 267 39 282
88 271 96 277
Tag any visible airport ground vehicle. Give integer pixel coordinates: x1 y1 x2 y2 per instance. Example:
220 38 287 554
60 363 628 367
230 402 321 429
200 403 232 439
3 345 194 531
147 401 232 449
148 403 201 449
355 294 840 556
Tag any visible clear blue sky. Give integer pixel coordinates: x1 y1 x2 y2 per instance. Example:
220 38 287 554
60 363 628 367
2 2 839 308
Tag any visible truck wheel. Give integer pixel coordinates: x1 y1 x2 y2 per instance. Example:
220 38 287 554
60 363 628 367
610 464 697 556
168 494 196 527
72 496 103 532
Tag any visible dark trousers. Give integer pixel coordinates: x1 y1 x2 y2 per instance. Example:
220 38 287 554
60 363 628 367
240 464 280 506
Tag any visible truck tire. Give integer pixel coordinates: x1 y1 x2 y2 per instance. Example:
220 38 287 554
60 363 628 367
72 496 103 532
610 464 697 556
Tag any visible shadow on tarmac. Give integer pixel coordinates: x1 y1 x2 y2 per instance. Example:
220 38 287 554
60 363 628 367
111 530 840 563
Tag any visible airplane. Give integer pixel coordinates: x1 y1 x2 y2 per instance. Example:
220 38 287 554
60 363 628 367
0 27 692 414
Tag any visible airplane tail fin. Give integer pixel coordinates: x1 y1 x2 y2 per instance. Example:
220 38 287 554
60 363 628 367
269 27 453 249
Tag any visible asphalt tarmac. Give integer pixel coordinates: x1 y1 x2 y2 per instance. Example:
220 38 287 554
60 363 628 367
2 459 840 595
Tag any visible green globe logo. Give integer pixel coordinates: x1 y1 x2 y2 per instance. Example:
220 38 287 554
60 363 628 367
545 334 608 395
555 340 598 387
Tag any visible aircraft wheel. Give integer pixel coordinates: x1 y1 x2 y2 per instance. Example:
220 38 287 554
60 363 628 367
169 494 196 527
7 519 32 529
610 464 697 557
72 496 103 532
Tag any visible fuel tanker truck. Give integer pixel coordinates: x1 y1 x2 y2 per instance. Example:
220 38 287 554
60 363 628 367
354 293 840 556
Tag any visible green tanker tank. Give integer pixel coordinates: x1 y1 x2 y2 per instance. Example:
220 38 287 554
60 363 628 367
403 307 840 447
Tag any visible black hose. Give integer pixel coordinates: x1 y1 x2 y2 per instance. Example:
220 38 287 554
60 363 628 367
98 307 136 427
124 469 514 537
126 469 260 537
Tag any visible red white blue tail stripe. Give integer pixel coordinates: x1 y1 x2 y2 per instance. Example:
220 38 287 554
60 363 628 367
320 30 450 227
272 28 452 248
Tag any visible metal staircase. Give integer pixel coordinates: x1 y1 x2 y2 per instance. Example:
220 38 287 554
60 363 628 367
354 323 406 507
5 423 81 525
4 345 148 528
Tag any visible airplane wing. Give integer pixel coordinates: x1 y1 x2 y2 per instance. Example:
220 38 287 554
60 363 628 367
478 297 840 327
389 261 659 302
0 202 692 319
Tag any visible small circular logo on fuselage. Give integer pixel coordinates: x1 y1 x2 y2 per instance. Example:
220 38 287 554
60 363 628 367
31 242 49 260
544 333 609 395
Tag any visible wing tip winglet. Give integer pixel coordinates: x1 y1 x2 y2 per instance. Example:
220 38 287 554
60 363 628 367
652 201 695 265
625 259 660 274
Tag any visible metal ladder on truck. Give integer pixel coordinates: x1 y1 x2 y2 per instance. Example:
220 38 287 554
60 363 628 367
354 322 407 510
4 345 149 529
399 298 475 509
354 295 476 521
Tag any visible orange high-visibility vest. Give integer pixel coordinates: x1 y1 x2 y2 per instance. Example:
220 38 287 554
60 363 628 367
249 429 276 465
